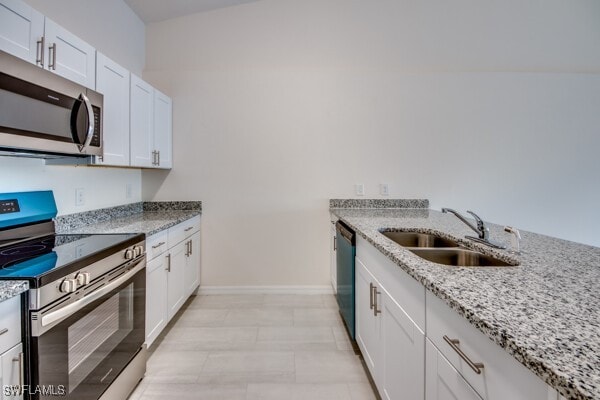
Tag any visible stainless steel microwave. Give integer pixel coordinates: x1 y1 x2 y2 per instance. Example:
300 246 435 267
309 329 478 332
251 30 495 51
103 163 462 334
0 50 102 158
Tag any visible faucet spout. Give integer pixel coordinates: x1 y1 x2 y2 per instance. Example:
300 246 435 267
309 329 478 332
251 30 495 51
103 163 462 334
441 208 482 238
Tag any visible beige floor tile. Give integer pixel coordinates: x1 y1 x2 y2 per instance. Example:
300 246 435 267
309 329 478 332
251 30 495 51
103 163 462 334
322 294 339 308
293 308 344 326
193 294 265 308
223 308 294 327
161 326 258 350
295 350 368 384
347 382 378 400
139 383 247 399
247 383 353 400
257 326 335 343
174 308 228 327
202 351 295 374
263 294 324 308
145 349 209 383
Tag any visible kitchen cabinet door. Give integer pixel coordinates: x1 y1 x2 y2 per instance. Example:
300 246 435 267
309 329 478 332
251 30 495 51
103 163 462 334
145 255 168 347
153 89 172 169
381 288 425 400
184 232 201 297
43 18 95 89
130 74 154 168
355 257 381 382
0 0 44 65
0 343 23 400
167 240 186 320
426 339 482 400
95 53 130 166
330 221 337 293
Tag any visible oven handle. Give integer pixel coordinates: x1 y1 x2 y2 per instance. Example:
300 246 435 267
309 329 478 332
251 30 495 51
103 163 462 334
41 258 145 328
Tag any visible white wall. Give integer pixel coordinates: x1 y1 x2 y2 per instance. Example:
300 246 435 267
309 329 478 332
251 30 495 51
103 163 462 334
24 0 145 75
0 0 146 215
142 0 600 287
0 158 141 215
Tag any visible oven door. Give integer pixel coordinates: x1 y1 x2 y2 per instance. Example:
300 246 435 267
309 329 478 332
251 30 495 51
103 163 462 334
28 259 145 400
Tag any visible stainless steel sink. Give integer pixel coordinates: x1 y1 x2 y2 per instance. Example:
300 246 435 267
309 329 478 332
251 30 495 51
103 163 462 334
382 231 459 248
408 248 514 267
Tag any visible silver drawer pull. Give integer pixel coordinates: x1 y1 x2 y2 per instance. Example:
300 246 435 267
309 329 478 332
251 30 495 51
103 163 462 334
369 283 374 310
184 226 194 232
0 328 8 335
443 335 484 374
152 241 166 249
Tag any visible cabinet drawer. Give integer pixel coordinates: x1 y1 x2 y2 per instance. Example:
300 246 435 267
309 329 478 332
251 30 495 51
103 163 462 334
0 296 21 355
426 291 548 400
168 216 200 247
146 230 168 260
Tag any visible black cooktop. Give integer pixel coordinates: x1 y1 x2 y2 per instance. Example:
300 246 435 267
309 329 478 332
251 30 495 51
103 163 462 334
0 233 144 288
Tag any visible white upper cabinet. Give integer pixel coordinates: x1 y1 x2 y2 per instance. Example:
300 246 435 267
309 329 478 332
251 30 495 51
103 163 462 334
130 74 154 168
43 18 95 89
0 0 44 65
130 75 173 169
95 53 130 166
153 89 173 169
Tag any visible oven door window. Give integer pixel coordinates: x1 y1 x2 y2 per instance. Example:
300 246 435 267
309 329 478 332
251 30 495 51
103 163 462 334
33 268 145 400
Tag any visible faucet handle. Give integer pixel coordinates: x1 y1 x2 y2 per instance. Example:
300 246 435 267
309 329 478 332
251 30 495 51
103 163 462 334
466 210 488 239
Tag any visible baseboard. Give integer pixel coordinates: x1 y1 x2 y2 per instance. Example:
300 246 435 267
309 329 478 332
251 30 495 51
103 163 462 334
198 285 334 295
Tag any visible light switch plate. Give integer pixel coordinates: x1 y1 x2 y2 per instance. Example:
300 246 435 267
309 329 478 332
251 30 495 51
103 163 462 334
355 184 365 196
380 183 389 196
75 188 85 207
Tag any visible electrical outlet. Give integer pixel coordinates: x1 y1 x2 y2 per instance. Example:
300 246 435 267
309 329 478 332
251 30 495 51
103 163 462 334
75 188 85 207
380 183 389 196
126 183 133 199
355 183 365 196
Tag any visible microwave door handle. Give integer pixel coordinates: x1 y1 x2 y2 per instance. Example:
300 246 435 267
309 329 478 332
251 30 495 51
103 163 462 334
78 93 95 152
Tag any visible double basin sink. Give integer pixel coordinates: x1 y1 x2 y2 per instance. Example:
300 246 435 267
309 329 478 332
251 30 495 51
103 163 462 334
381 231 514 267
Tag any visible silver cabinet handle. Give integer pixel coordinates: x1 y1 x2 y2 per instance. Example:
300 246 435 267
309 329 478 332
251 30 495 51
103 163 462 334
12 352 24 394
190 239 193 255
48 43 57 70
373 285 381 316
166 254 171 272
443 335 484 374
184 227 194 232
157 151 160 166
36 36 45 67
369 282 374 310
184 240 190 257
152 241 166 249
0 328 8 335
333 236 336 251
78 93 95 152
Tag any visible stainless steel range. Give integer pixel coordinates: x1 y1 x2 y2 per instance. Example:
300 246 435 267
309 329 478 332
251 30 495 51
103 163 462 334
0 191 146 400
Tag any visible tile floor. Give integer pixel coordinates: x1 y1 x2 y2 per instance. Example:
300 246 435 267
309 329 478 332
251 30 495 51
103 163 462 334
128 294 377 400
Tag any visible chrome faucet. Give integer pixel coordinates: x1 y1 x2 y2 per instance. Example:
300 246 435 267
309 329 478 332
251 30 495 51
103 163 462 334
441 208 506 249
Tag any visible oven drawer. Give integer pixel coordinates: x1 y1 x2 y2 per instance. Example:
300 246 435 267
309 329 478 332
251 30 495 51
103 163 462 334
147 230 169 260
0 296 21 355
168 216 200 247
426 291 549 400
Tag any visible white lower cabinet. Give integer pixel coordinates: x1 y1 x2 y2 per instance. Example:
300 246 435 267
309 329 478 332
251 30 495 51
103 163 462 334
356 237 557 400
356 246 425 400
381 288 425 400
166 240 186 320
0 343 23 400
426 339 482 400
355 258 381 376
145 255 169 347
145 216 201 347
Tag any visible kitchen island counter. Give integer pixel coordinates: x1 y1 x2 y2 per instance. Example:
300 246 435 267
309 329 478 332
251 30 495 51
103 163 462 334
331 207 600 400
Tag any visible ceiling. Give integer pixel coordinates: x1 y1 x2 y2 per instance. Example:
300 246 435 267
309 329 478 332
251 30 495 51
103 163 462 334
124 0 262 23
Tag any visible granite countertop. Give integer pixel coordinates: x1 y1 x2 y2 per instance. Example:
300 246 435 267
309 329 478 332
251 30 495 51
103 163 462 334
62 210 201 237
331 207 600 400
0 281 29 302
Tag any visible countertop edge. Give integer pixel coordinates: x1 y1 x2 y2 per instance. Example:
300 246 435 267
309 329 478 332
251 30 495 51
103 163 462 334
0 281 29 302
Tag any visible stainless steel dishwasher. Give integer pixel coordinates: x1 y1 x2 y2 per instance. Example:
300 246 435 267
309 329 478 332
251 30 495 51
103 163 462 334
336 221 355 340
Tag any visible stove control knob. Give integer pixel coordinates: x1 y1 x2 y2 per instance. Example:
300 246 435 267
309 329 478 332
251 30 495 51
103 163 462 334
133 245 144 257
60 279 77 293
124 249 134 260
76 272 91 286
